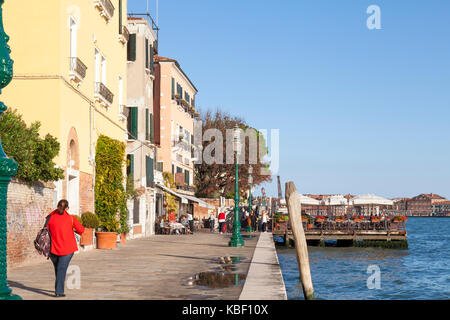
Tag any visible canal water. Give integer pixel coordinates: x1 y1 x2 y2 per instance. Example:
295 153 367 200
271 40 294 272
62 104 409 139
277 217 450 300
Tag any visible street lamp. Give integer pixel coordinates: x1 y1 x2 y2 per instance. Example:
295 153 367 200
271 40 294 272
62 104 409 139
247 165 253 232
0 0 21 300
229 125 244 247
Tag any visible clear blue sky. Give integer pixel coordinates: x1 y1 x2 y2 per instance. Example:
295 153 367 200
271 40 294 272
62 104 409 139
128 0 450 199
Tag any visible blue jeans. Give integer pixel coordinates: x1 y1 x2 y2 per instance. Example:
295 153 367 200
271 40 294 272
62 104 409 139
49 253 74 295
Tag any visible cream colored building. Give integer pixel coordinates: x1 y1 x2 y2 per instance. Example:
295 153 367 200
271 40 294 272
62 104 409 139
125 17 160 237
3 1 129 215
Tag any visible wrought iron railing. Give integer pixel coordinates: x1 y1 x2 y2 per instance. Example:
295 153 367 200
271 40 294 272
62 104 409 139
69 57 87 80
95 82 114 105
121 25 130 42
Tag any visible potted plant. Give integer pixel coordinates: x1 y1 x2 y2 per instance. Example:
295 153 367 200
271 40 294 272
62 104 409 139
352 215 364 222
370 216 381 223
335 215 346 222
80 212 99 246
393 216 407 223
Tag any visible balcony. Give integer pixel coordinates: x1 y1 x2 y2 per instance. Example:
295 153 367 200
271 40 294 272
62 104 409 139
118 25 129 44
69 57 87 84
95 82 114 107
94 0 115 21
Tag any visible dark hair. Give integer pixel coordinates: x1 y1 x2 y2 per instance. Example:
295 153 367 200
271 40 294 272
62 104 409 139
57 200 69 210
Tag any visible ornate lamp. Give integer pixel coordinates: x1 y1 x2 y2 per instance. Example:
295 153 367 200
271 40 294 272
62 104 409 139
229 125 244 247
0 0 20 300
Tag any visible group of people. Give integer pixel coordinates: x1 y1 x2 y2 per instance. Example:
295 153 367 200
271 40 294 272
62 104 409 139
207 207 270 234
157 213 195 235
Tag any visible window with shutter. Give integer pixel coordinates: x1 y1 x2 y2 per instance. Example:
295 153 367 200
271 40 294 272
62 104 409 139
145 108 149 141
150 45 154 74
171 78 175 99
127 154 134 178
127 34 136 61
128 107 138 139
185 170 190 186
150 113 154 143
145 38 149 69
146 156 154 187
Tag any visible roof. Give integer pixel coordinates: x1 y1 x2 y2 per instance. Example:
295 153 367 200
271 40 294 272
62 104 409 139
434 201 450 205
155 56 198 93
411 193 446 201
351 194 394 206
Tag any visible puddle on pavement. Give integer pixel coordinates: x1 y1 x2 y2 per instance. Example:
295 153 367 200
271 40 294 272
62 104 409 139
187 272 247 289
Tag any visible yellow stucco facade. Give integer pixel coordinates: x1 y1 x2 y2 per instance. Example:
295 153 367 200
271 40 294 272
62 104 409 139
2 1 128 214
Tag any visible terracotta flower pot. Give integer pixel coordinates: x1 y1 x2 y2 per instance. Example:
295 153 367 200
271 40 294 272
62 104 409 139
80 228 93 246
120 233 127 246
307 223 313 230
95 232 117 250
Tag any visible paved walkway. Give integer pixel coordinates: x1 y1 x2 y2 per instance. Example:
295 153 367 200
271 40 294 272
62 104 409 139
239 232 287 300
7 232 259 300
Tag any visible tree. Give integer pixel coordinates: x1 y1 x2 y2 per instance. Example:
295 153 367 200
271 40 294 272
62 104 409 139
194 109 272 199
0 108 64 184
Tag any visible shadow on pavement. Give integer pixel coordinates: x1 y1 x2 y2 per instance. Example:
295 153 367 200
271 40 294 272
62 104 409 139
8 280 55 297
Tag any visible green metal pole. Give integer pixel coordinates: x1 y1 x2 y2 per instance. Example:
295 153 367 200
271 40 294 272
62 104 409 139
0 0 21 300
247 183 252 232
229 151 244 247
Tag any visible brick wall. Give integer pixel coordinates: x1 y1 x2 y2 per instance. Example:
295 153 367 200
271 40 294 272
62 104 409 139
79 172 94 214
6 179 55 268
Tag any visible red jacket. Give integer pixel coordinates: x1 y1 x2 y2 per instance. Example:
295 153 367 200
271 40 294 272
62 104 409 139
47 210 85 256
218 212 226 222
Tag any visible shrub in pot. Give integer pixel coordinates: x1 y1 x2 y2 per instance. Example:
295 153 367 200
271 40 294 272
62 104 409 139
80 212 99 246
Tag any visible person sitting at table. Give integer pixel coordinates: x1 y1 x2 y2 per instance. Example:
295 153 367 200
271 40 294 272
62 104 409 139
160 218 166 234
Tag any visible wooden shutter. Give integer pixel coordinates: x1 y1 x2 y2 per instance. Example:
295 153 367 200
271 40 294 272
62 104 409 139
185 170 190 186
127 154 134 178
128 107 138 139
150 45 154 74
119 0 122 34
171 78 175 99
127 34 136 61
146 156 154 187
145 38 149 69
145 108 149 140
150 113 154 143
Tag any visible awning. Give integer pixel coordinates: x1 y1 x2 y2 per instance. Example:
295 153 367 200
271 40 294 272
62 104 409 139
351 194 394 206
155 183 188 204
182 194 215 209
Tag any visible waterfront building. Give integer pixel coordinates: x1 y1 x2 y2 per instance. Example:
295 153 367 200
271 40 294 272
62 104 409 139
125 16 160 237
431 201 450 216
407 193 447 216
3 0 129 214
153 55 200 217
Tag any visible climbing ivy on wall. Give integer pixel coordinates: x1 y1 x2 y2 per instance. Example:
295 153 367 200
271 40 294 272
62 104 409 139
95 135 129 233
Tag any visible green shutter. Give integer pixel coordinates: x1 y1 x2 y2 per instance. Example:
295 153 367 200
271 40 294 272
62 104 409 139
185 170 189 186
150 45 154 74
127 154 134 178
145 108 149 140
146 156 154 187
145 38 149 69
130 107 138 139
127 34 136 61
171 78 175 99
119 0 122 34
150 113 154 143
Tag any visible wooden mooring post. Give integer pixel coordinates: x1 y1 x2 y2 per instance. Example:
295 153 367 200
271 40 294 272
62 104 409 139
285 182 315 300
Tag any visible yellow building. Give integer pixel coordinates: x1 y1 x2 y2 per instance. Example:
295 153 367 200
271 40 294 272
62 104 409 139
2 0 129 215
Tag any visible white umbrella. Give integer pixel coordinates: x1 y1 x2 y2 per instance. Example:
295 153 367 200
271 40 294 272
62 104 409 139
296 194 321 206
352 194 394 206
322 195 348 206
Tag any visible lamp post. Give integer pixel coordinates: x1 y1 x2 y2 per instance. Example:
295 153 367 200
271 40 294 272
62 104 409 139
0 0 21 300
229 125 244 247
247 165 253 232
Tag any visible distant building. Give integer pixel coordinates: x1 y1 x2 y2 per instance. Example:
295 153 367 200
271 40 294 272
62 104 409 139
407 194 447 216
432 201 450 216
392 198 410 211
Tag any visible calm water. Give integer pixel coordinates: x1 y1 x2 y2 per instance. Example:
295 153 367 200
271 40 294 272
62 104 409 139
277 217 450 300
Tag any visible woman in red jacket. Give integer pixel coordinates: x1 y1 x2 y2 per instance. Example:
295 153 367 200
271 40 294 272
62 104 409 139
46 200 85 297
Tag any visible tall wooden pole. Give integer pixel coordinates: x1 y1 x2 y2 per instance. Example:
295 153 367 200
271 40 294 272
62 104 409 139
285 182 314 300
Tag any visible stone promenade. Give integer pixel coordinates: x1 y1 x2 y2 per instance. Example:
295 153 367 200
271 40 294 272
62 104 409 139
7 232 259 300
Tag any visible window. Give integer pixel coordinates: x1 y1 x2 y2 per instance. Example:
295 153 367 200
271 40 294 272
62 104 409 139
172 164 174 175
146 156 154 187
95 48 106 84
171 78 175 99
70 17 77 58
127 107 138 139
145 108 149 140
145 38 149 69
127 34 136 61
184 170 190 186
150 113 154 142
127 154 134 178
177 167 183 174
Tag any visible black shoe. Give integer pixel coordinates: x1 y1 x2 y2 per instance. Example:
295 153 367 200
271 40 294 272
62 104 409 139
54 293 66 298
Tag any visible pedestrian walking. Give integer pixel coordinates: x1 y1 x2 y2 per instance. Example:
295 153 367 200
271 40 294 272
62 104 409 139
262 210 268 232
46 200 85 297
209 213 216 233
188 212 194 234
218 211 226 234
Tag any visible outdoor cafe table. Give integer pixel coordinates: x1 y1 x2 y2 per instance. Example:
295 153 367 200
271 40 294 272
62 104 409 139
169 222 185 234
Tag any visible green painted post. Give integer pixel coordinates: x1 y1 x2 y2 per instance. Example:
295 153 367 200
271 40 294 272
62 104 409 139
229 129 244 247
0 0 21 300
247 165 252 233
